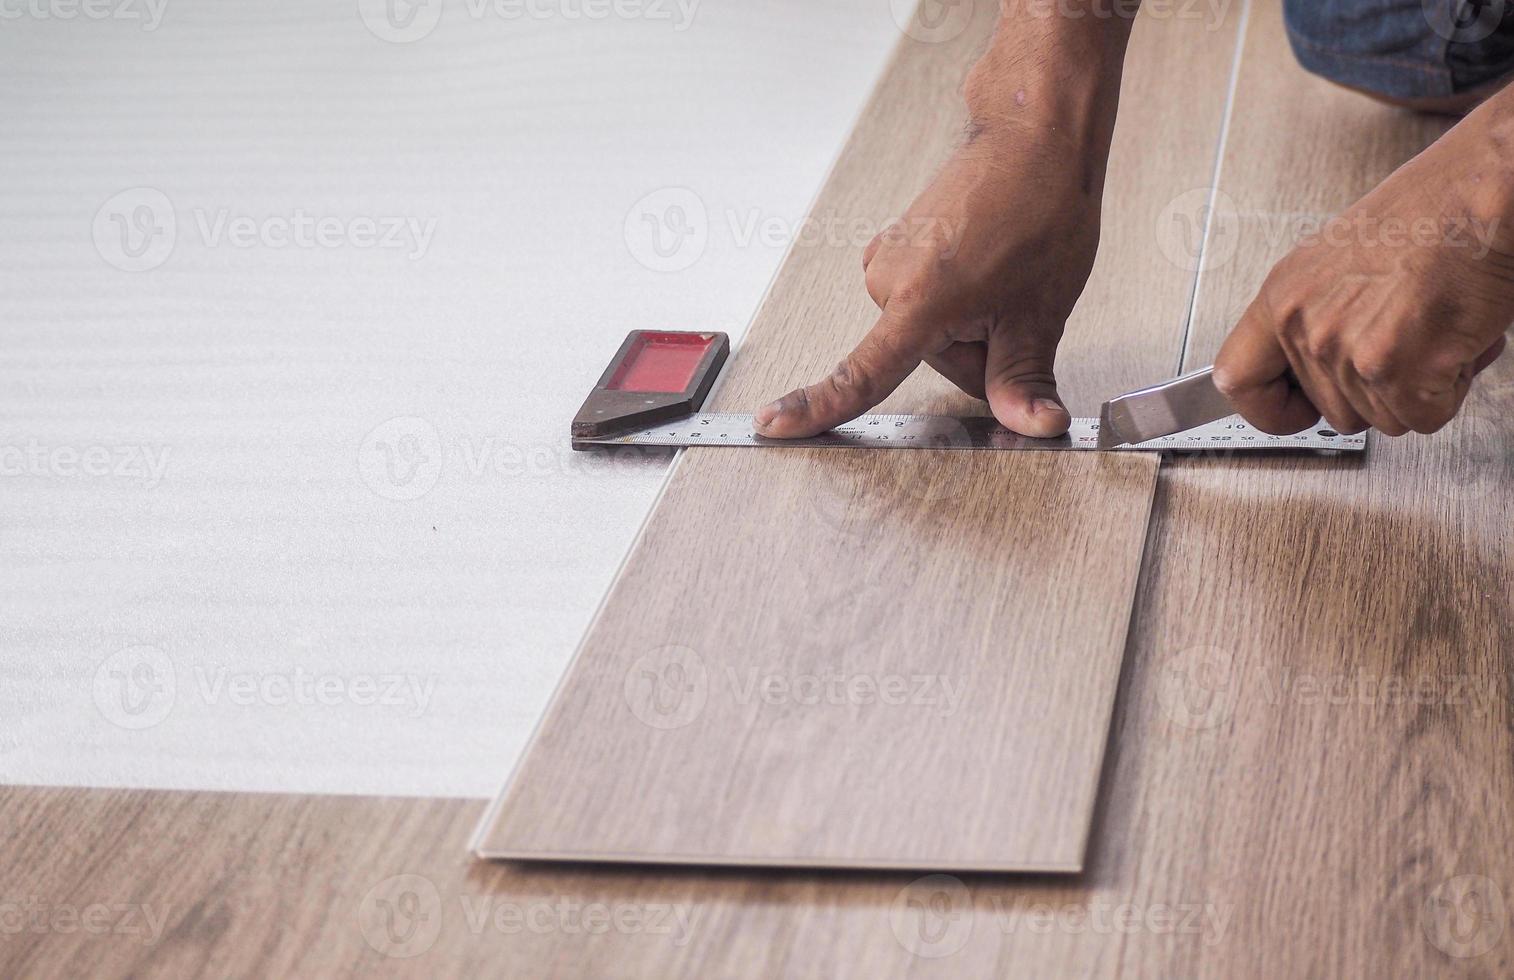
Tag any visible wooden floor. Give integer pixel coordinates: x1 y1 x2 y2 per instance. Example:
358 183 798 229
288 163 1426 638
476 0 1238 871
7 2 1513 977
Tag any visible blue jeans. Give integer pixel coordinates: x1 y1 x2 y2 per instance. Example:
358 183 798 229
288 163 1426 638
1285 0 1514 99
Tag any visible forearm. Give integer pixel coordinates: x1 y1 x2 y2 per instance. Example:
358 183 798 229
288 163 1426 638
1438 85 1514 262
963 1 1137 194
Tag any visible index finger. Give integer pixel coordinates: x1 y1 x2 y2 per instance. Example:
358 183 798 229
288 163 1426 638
753 308 928 438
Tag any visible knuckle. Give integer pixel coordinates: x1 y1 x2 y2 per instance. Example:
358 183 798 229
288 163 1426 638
884 266 942 308
1353 350 1399 386
1302 331 1337 364
777 385 813 419
1257 274 1303 327
827 356 877 403
863 261 889 308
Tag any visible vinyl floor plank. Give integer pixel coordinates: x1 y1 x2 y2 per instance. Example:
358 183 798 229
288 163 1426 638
474 2 1242 871
1111 0 1514 975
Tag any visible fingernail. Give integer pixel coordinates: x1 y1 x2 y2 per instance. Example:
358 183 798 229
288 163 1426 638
754 400 783 430
1032 398 1067 417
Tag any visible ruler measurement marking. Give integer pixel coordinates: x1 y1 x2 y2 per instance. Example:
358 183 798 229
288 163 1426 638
580 413 1367 453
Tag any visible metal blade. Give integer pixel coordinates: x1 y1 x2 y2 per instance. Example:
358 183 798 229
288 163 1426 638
1096 365 1236 450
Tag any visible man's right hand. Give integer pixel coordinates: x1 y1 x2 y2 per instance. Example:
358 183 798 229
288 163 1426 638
753 10 1135 440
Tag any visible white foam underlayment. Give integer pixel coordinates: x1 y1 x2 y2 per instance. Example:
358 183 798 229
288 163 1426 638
0 0 901 798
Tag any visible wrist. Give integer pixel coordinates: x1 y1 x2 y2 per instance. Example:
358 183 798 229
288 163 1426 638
1445 91 1514 251
963 5 1131 156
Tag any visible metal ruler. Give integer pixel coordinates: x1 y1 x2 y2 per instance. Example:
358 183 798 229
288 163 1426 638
577 412 1368 453
570 331 1367 454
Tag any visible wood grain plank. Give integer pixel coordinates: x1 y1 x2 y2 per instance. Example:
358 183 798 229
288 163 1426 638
475 2 1242 870
1113 0 1514 975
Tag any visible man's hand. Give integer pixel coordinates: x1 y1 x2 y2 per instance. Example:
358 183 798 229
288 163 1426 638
753 12 1134 439
1214 94 1514 436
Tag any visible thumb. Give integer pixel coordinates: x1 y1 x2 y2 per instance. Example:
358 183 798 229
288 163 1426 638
983 327 1070 438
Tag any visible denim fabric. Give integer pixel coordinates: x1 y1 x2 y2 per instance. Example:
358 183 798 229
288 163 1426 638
1284 0 1514 99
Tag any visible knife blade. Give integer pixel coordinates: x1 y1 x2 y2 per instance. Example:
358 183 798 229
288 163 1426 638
1096 365 1237 450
